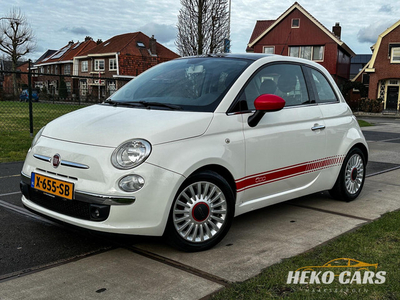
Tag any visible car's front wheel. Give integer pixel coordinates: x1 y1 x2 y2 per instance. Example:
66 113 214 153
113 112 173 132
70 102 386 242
329 147 366 202
165 170 234 252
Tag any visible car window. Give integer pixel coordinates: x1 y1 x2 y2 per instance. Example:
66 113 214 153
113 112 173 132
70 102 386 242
109 57 252 112
309 68 338 103
234 63 310 111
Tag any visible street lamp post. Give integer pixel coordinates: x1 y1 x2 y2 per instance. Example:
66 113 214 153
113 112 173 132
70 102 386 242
224 0 231 53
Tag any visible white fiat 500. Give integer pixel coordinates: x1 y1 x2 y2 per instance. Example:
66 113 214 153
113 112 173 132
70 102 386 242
21 54 368 251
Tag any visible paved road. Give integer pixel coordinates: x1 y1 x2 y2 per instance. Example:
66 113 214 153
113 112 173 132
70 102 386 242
0 116 400 299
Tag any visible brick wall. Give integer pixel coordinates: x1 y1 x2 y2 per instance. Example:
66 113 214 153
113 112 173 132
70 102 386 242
369 26 400 99
119 54 160 76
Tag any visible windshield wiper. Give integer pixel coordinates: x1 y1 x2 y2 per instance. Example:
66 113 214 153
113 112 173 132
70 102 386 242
103 100 146 108
137 101 182 110
104 100 182 110
103 99 118 106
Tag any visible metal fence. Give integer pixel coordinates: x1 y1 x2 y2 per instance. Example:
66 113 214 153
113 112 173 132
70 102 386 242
0 70 131 136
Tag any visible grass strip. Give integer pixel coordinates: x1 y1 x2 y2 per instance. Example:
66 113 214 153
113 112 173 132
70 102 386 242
212 210 400 300
0 101 85 163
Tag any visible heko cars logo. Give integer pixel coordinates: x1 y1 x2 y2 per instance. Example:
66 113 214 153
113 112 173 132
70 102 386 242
287 258 386 285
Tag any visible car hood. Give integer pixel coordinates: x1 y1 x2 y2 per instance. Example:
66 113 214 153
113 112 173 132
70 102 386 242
42 104 213 147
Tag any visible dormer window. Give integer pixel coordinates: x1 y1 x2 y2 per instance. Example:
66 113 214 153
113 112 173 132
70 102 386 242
292 18 300 28
390 47 400 63
94 59 105 71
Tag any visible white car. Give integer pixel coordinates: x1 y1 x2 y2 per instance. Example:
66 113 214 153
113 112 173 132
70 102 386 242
20 54 368 251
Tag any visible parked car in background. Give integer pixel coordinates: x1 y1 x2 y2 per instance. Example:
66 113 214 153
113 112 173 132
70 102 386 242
20 89 39 102
20 54 368 252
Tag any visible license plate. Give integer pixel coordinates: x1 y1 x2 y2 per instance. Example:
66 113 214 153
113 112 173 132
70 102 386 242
31 172 74 200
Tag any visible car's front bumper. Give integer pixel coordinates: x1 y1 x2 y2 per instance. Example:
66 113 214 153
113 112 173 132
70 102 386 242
20 136 186 236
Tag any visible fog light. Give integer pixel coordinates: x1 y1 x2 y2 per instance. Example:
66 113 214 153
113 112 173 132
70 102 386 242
118 175 145 192
89 204 110 221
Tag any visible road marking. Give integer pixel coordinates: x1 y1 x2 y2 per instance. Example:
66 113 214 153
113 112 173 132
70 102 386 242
366 165 400 177
368 137 400 143
0 199 56 225
0 191 21 197
0 174 20 179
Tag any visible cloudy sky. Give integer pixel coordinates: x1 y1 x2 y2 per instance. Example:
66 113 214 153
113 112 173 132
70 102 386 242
1 0 399 60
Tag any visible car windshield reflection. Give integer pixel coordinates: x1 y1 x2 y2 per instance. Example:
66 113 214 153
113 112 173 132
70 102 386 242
107 57 251 112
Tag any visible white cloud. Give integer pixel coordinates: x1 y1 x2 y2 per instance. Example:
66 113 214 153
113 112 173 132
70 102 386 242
139 23 177 44
357 20 397 44
59 26 90 36
379 4 393 12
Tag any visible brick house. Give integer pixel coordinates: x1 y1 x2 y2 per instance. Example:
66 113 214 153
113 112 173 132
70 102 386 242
1 60 30 97
34 37 97 98
353 20 400 112
73 32 180 100
247 2 355 86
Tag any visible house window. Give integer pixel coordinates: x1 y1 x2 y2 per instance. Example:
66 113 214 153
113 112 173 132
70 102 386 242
263 46 275 54
312 46 324 61
64 64 71 75
94 59 105 71
66 82 71 93
362 74 370 85
289 46 324 61
81 61 88 72
301 46 312 60
291 18 300 28
108 80 117 95
390 47 400 63
109 58 117 71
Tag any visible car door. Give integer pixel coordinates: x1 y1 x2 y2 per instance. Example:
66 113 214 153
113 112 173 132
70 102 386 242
234 63 327 210
303 66 357 190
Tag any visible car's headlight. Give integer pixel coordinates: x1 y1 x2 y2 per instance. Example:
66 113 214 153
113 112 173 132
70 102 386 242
111 139 152 169
30 126 45 149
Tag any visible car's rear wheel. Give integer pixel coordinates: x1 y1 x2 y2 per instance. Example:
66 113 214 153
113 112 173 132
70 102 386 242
165 170 234 252
329 147 366 202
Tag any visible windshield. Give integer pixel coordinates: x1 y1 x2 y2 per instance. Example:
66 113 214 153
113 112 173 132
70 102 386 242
107 57 252 112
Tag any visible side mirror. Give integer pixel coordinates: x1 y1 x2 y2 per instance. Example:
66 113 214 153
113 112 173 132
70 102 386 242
248 94 285 127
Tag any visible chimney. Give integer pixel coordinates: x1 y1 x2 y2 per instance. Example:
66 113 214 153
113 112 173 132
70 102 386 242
332 22 341 39
149 35 157 55
85 36 93 42
96 39 103 45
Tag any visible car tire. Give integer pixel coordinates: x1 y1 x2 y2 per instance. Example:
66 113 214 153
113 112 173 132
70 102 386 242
165 170 234 252
329 147 366 202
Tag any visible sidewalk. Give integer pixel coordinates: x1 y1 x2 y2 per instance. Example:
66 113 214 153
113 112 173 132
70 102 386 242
1 169 400 300
354 111 400 118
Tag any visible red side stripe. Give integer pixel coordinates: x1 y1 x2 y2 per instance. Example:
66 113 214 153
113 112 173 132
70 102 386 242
236 155 344 192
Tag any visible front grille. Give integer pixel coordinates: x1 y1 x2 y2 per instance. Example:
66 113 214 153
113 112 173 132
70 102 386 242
26 187 110 222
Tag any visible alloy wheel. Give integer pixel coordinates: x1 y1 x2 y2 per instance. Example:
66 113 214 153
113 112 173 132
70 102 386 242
172 181 228 243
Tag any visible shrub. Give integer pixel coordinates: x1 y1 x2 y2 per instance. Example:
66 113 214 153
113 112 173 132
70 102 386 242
358 98 383 113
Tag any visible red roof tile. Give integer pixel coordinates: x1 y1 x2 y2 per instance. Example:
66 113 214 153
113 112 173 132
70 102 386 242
36 39 97 65
246 20 275 52
80 32 179 59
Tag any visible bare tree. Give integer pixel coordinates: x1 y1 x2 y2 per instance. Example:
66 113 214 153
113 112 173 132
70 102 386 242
176 0 230 56
0 8 35 96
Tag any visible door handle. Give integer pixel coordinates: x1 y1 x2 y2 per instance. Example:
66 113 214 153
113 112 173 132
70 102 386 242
311 124 326 131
